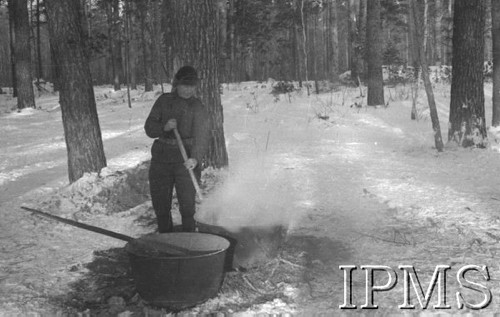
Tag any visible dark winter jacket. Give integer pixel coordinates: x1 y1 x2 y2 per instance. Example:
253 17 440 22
145 92 210 164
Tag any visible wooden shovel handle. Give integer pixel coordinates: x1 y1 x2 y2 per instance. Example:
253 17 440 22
21 206 135 242
173 128 203 201
20 206 210 256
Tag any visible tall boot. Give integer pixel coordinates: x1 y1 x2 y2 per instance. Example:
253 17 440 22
157 213 173 233
182 217 196 232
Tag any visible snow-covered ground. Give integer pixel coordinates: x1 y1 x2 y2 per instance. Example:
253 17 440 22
1 81 500 315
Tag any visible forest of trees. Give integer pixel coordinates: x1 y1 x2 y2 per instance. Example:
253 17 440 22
1 0 499 181
0 0 494 89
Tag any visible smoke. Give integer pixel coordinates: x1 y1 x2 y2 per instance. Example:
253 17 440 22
196 155 303 232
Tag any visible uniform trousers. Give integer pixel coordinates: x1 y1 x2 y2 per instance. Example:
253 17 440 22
149 161 201 232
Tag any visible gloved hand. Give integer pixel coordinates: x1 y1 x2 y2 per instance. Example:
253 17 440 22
184 158 198 170
164 119 177 131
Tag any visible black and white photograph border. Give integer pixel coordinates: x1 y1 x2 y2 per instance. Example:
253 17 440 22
1 0 500 316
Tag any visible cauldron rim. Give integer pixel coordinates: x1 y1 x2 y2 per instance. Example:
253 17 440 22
125 232 230 260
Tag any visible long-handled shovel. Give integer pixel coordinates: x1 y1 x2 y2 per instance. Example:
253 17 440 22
20 206 216 256
173 128 204 201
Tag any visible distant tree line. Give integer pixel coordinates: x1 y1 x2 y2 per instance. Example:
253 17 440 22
0 0 494 90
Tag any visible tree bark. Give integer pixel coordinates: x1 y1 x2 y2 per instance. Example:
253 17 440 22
492 0 500 126
312 11 318 92
139 1 153 91
8 0 17 97
485 0 493 62
166 0 228 168
46 0 107 183
295 23 303 86
49 43 59 91
337 0 348 72
423 0 429 60
347 0 354 79
36 0 43 81
408 2 419 120
411 0 444 152
325 0 331 79
366 0 384 106
350 0 360 86
228 0 236 83
358 0 367 78
127 0 137 90
332 0 339 78
124 0 132 107
292 23 299 82
11 0 36 109
300 0 309 89
448 0 487 147
151 0 163 84
105 1 115 86
444 0 453 65
435 0 443 66
111 0 122 91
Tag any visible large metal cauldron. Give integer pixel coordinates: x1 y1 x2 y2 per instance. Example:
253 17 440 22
126 232 230 309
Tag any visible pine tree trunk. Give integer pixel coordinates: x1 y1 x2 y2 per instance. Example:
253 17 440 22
217 0 228 83
49 43 59 91
347 0 354 79
130 47 137 89
106 2 115 86
80 0 90 52
435 0 443 66
151 0 163 84
424 0 435 65
139 5 153 92
295 23 303 86
312 13 318 92
300 0 309 87
444 0 453 65
337 0 347 72
167 0 228 168
292 24 299 82
325 1 331 79
448 0 487 147
11 0 35 109
36 0 43 81
126 0 137 90
112 0 122 91
411 0 444 151
350 0 359 86
485 0 493 62
356 0 366 80
46 0 107 183
8 0 17 97
124 0 132 107
407 6 418 66
366 0 384 106
228 0 235 83
492 0 500 126
408 2 418 120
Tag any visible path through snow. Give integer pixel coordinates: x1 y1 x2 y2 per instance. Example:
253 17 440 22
1 83 500 314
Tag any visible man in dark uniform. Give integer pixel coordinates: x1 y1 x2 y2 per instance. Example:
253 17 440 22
144 66 210 232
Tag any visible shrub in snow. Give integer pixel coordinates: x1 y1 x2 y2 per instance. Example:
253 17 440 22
315 80 341 93
271 81 295 95
339 70 356 86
